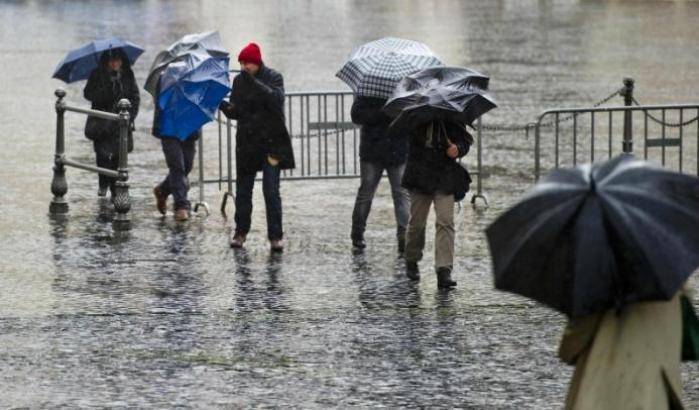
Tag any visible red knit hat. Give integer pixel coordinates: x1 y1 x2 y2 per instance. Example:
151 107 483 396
238 42 263 65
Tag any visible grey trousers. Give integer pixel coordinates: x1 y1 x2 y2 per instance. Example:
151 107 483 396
404 191 455 271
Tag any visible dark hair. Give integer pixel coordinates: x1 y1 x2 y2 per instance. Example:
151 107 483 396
99 48 130 69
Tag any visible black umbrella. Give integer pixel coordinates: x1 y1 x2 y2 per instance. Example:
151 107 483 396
486 154 699 318
383 66 497 132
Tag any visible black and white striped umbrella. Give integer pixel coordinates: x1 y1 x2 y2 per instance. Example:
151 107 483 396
336 37 443 99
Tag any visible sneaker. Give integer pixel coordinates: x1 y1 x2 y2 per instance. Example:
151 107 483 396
270 239 284 253
153 186 167 215
406 261 420 281
436 267 457 289
230 232 247 248
174 208 190 222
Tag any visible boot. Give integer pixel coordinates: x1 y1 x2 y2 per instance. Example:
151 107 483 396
153 185 167 215
174 208 190 222
230 232 247 248
352 236 366 250
437 267 457 289
406 261 420 281
270 239 284 253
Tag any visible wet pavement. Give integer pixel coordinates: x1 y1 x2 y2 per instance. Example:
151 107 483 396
1 1 698 407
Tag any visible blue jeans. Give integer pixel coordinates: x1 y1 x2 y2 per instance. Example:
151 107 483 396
351 160 410 240
235 162 283 240
158 137 196 211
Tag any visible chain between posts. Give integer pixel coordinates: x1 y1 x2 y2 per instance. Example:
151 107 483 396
480 89 623 134
631 96 699 128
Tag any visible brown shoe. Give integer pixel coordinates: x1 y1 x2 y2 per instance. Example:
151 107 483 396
153 186 167 215
230 232 247 248
270 239 284 253
174 208 190 222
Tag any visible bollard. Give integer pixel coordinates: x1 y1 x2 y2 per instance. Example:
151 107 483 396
50 89 69 214
112 98 132 231
621 78 634 153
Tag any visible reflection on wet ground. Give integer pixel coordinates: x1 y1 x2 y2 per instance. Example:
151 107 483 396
1 0 699 407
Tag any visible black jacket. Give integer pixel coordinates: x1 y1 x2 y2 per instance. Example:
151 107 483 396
401 120 473 196
83 50 140 141
351 96 407 166
220 65 295 175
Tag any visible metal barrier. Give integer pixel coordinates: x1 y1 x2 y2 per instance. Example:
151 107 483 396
534 78 699 179
49 89 132 230
194 91 488 214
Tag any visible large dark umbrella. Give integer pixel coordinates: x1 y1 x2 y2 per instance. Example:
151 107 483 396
486 154 699 318
52 37 144 83
144 31 228 97
383 66 496 131
336 37 443 99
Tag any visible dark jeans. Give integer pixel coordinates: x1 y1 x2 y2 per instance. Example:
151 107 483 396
158 137 196 210
94 139 119 194
235 162 283 240
351 160 410 240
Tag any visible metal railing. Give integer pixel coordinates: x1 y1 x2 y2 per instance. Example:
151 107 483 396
534 79 699 179
49 89 132 230
194 90 488 214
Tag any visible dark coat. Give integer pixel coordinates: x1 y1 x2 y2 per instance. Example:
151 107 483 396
401 120 473 197
219 65 295 176
83 50 140 142
351 96 407 166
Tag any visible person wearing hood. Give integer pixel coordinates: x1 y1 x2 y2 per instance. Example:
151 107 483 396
83 48 140 198
219 42 295 252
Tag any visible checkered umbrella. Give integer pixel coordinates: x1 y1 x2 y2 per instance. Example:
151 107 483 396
336 37 443 99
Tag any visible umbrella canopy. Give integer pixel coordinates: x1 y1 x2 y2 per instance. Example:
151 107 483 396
336 37 443 99
486 154 699 318
384 66 497 131
52 37 144 83
157 52 230 140
144 31 228 96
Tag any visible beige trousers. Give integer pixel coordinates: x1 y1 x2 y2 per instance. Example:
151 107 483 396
404 191 455 270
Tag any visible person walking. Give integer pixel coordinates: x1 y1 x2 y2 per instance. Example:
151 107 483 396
83 48 140 198
349 96 409 252
151 80 200 222
402 120 472 289
219 42 295 252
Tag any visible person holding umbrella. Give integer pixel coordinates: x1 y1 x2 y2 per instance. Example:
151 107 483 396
336 37 443 252
145 32 231 222
53 38 143 198
384 66 496 289
486 155 699 409
219 42 295 251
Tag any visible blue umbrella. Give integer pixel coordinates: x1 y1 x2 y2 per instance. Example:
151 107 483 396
157 52 230 140
52 37 144 83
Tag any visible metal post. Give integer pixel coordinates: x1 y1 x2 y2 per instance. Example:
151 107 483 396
471 117 487 207
50 89 69 214
220 118 234 215
621 77 634 153
112 99 131 230
534 124 541 180
194 129 210 215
